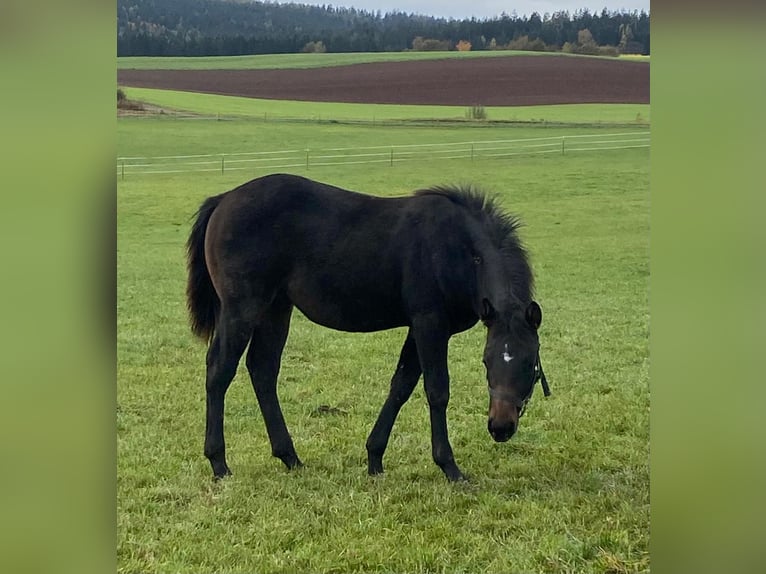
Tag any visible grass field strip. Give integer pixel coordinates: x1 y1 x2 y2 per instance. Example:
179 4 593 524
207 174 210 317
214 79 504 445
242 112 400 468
117 131 649 177
118 107 651 126
117 52 650 71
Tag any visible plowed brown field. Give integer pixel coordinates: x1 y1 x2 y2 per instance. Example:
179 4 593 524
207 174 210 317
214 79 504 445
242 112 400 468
117 55 648 106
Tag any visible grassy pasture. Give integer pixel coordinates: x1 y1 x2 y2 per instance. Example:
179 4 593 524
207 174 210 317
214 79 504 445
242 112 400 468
118 105 649 572
117 50 533 70
120 87 650 126
118 50 649 71
117 115 648 164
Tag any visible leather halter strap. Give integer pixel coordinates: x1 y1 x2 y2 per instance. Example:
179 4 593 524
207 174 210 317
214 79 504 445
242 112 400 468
487 352 551 415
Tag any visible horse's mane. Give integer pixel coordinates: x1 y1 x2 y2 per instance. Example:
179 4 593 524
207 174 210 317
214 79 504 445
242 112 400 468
414 185 534 301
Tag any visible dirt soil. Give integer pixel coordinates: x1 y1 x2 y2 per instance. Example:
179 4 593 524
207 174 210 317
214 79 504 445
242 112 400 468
117 55 648 107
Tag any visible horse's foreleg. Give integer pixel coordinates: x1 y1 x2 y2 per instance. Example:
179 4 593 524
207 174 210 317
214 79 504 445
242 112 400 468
204 310 252 479
246 299 302 470
413 316 465 482
366 332 421 475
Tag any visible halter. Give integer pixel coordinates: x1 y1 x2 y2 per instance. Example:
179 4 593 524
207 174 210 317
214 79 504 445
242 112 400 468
487 351 550 417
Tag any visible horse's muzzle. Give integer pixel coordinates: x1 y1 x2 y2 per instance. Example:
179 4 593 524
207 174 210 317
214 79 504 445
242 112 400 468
488 419 516 442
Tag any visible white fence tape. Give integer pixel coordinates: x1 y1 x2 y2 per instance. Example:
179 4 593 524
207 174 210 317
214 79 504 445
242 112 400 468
117 132 649 178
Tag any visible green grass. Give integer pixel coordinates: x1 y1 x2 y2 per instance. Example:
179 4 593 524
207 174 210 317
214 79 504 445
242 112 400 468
120 87 650 126
117 116 648 163
118 50 622 70
118 106 649 573
619 54 650 62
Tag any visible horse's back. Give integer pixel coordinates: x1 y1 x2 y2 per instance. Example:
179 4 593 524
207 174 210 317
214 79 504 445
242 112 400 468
206 174 403 256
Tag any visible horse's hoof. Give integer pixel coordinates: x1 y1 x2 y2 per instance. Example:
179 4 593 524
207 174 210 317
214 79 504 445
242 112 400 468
284 458 303 470
213 469 232 482
368 460 384 476
443 465 466 482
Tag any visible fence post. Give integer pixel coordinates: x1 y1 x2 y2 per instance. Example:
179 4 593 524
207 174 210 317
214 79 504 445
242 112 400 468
121 160 125 180
221 154 225 174
306 149 310 169
471 142 475 161
562 136 565 155
390 147 394 166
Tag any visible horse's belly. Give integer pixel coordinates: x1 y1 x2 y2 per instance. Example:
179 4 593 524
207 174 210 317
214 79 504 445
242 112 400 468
288 280 407 333
294 301 406 332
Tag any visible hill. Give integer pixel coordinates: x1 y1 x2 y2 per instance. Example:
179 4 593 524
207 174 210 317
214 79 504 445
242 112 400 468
117 0 649 56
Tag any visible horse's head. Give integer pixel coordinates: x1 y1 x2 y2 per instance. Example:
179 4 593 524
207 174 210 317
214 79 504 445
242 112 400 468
481 299 550 442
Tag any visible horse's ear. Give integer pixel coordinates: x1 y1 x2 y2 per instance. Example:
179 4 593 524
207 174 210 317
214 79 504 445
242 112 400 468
525 301 542 330
480 298 496 324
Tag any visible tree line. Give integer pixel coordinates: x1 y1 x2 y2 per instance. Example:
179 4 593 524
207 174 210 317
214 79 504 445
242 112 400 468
117 0 649 57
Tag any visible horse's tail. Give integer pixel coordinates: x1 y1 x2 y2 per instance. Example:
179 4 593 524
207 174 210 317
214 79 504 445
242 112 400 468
186 194 224 343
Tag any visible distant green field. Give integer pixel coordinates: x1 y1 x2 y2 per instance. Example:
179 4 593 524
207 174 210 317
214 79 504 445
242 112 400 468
117 116 649 171
119 50 555 70
619 54 650 62
118 50 648 70
120 87 650 126
117 105 649 573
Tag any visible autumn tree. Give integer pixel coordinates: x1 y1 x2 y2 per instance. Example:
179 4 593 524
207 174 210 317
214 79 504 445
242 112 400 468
301 40 327 53
411 36 451 51
577 29 596 48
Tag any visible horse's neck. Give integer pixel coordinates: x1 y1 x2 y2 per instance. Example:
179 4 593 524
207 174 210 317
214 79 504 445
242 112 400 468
477 249 517 310
467 219 529 314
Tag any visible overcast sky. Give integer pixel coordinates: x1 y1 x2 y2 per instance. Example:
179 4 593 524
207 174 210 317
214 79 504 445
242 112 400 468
289 1 650 19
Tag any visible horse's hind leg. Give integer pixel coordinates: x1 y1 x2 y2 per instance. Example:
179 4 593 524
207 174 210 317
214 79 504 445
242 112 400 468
205 307 253 479
366 331 421 475
246 295 302 470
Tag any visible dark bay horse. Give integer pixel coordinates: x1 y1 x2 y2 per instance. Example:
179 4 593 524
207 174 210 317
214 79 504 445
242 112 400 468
186 173 549 482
